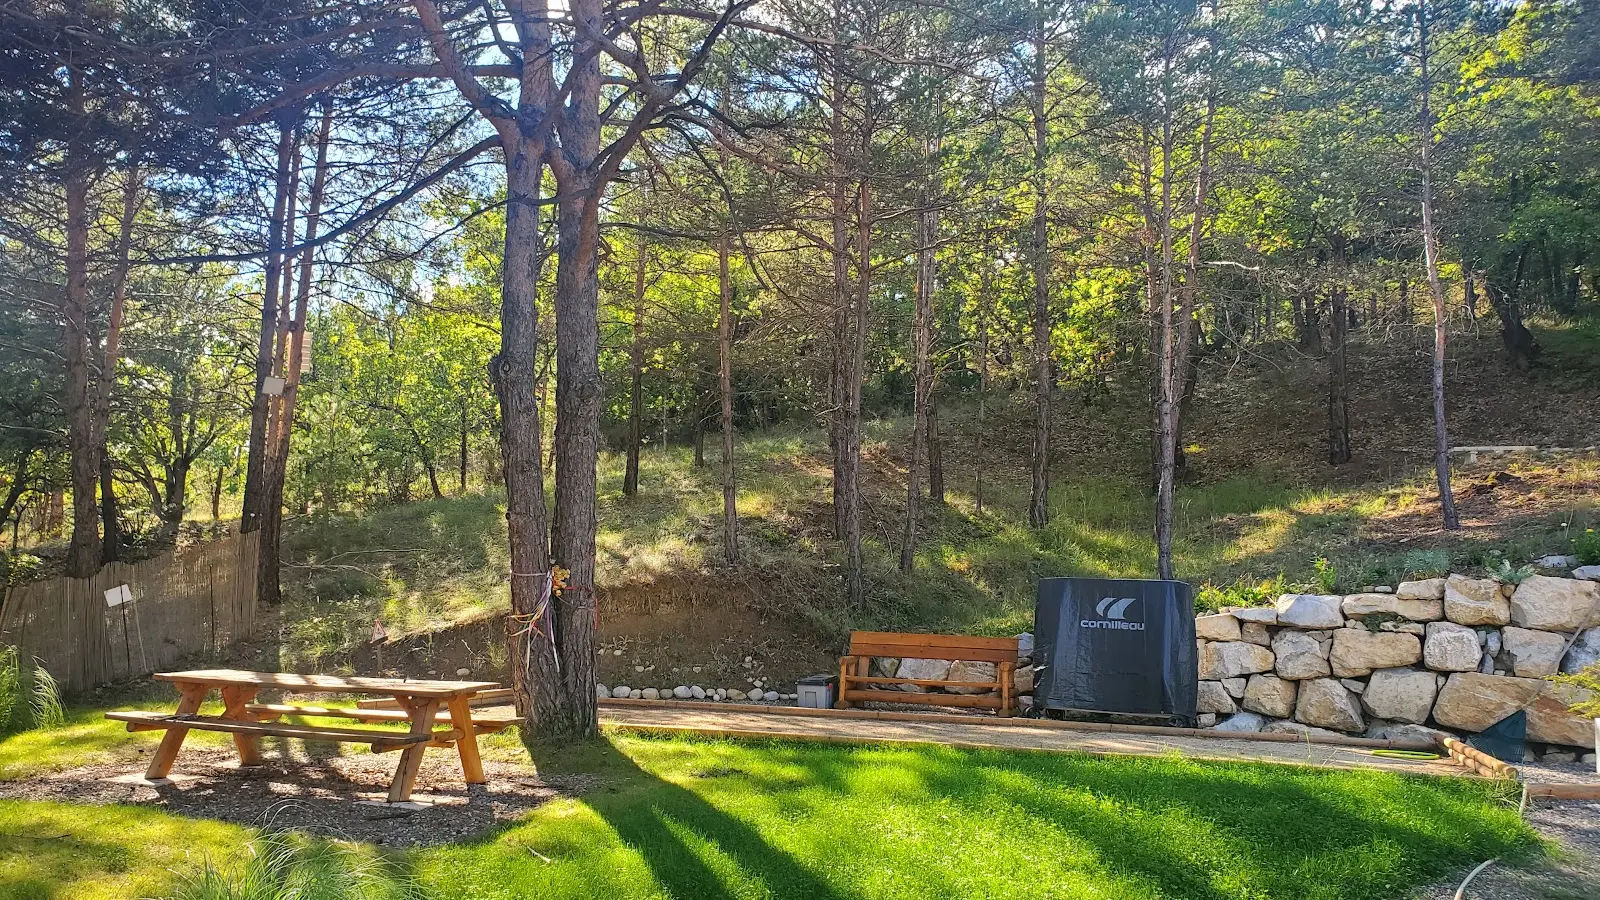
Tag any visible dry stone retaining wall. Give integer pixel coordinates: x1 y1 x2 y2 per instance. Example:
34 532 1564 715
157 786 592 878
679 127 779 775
1199 571 1600 756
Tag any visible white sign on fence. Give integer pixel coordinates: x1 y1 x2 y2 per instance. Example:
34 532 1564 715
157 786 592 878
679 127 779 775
103 584 133 608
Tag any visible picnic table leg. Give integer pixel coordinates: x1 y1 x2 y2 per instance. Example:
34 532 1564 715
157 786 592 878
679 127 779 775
834 655 853 709
146 682 209 780
388 696 441 803
446 695 487 785
220 685 263 766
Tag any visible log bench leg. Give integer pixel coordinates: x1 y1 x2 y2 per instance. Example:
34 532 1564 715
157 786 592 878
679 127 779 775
998 661 1015 718
834 656 854 709
388 697 441 803
145 683 209 780
220 685 263 766
447 695 486 785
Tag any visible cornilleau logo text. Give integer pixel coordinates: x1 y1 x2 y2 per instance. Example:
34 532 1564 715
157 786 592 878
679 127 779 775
1081 597 1144 631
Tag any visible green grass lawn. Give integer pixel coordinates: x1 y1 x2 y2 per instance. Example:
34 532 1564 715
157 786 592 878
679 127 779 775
0 727 1538 900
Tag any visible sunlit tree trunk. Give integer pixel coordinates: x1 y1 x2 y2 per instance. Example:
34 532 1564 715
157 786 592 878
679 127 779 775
717 233 740 564
1416 0 1460 530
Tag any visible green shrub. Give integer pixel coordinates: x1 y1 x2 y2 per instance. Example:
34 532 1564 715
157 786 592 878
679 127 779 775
0 648 18 733
0 647 65 734
28 664 63 730
1575 529 1600 566
1398 548 1452 578
1313 557 1338 594
167 829 425 900
1489 559 1537 586
1195 575 1288 614
1553 665 1600 719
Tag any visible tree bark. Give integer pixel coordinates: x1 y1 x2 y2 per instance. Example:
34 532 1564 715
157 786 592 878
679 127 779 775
1027 30 1052 530
1328 281 1352 465
974 262 990 516
95 172 141 563
1417 1 1460 531
901 162 937 571
241 117 297 537
62 143 100 578
717 233 740 564
624 238 647 496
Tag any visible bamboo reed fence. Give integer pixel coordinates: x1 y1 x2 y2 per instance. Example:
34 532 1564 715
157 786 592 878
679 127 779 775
0 530 260 693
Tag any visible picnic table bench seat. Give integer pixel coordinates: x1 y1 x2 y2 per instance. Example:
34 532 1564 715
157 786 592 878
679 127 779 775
836 631 1019 716
105 710 449 749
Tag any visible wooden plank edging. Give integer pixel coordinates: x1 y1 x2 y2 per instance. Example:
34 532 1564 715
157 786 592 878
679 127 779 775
597 699 1438 751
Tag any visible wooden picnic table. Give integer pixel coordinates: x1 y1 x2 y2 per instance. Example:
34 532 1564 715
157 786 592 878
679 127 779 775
106 669 505 802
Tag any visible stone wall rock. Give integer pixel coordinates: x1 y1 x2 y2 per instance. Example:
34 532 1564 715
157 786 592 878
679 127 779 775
1509 575 1600 632
1295 679 1364 732
1397 578 1446 601
945 660 998 694
1529 683 1598 749
1241 622 1272 646
1196 614 1242 642
1271 630 1330 680
1197 681 1237 715
1242 674 1297 718
1342 593 1443 622
1275 594 1344 628
1232 607 1278 624
1561 627 1600 675
1431 672 1543 732
1220 677 1247 698
1199 641 1275 680
1422 621 1482 672
1444 575 1511 626
1329 629 1422 678
1212 711 1265 733
1360 668 1439 725
1501 626 1569 677
896 658 950 692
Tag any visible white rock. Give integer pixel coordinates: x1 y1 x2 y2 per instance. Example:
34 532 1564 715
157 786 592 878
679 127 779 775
1197 681 1237 715
642 688 660 700
1510 575 1600 632
1366 721 1449 744
1378 621 1426 635
1221 677 1248 699
1242 675 1296 718
1195 614 1242 642
1484 629 1503 656
1013 665 1034 694
1211 712 1266 733
611 685 631 698
1196 713 1218 728
1361 668 1439 724
1240 622 1272 646
1431 672 1543 731
1232 606 1279 625
1397 578 1446 601
946 660 998 695
1501 626 1569 677
1423 621 1482 672
714 688 727 700
1560 627 1600 674
762 690 779 701
455 667 472 676
1262 720 1349 740
1016 632 1035 656
1199 641 1276 680
673 685 693 699
1271 631 1330 680
1275 594 1345 628
690 685 707 699
897 657 952 692
629 689 643 700
1294 678 1365 732
1573 565 1600 582
1330 629 1422 678
872 657 900 677
1342 593 1443 622
726 688 746 701
596 684 610 699
1544 750 1577 763
1536 555 1578 569
1340 678 1366 694
1444 575 1510 626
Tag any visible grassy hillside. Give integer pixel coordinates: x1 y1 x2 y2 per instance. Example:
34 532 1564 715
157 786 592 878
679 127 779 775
277 326 1600 681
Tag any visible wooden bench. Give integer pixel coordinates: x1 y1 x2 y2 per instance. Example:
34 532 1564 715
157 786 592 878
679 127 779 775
836 631 1019 716
107 669 502 802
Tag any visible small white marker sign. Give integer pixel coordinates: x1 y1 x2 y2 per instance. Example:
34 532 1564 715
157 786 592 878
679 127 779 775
262 375 286 396
104 584 133 608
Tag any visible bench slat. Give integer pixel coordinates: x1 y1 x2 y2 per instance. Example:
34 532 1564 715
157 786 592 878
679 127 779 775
154 670 500 698
844 675 1000 689
849 631 1018 650
106 711 439 746
836 689 1006 709
846 644 1017 663
246 703 518 731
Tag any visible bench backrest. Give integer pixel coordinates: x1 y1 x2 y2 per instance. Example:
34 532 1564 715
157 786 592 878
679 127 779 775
846 631 1018 664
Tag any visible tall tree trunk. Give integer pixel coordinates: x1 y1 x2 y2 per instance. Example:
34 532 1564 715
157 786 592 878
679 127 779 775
1328 280 1352 465
926 395 944 507
1027 31 1052 529
495 141 557 730
241 117 297 538
624 238 647 496
260 105 331 604
458 406 469 493
827 49 851 542
974 262 990 516
62 143 100 577
1462 267 1477 321
717 233 740 564
95 172 141 563
841 172 870 607
211 463 225 522
1417 1 1460 531
901 165 937 571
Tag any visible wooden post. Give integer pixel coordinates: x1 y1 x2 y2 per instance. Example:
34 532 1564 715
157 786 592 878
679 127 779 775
220 685 263 766
145 682 209 779
447 694 486 785
388 696 441 802
835 656 853 709
998 660 1015 718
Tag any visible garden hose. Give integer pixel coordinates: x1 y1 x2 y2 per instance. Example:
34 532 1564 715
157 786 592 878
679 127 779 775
1370 749 1442 760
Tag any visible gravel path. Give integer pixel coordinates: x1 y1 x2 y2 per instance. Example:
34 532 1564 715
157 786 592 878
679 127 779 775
0 746 587 847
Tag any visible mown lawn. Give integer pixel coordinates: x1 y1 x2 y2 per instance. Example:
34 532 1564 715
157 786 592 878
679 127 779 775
0 728 1538 900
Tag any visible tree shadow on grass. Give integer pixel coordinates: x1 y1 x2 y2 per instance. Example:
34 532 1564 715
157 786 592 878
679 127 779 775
527 735 852 900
